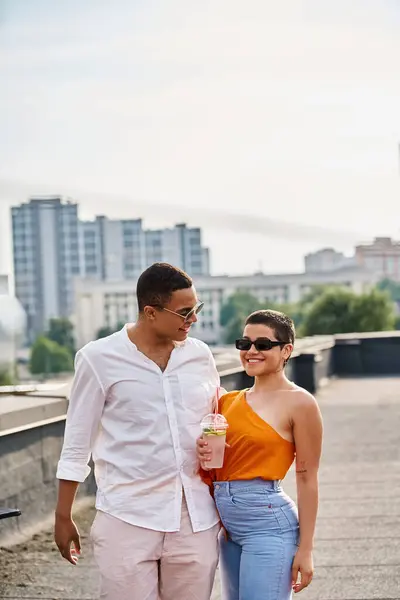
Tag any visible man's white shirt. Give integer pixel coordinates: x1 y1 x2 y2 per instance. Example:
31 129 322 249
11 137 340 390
57 326 220 532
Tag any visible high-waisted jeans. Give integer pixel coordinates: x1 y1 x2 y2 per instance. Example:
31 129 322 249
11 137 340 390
214 479 299 600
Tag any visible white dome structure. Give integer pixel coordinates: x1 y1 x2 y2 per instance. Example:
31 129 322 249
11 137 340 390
0 295 27 371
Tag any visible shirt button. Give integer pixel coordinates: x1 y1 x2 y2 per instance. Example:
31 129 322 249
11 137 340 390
215 485 220 490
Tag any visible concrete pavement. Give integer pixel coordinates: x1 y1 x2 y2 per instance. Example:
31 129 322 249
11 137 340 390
1 376 399 599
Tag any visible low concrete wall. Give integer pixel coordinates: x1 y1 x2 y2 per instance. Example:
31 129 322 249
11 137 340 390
2 331 400 542
0 419 95 542
0 370 244 542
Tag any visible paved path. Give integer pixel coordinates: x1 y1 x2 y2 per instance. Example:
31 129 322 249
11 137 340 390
1 377 400 599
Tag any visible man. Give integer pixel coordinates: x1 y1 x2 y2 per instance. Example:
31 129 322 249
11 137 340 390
55 263 221 600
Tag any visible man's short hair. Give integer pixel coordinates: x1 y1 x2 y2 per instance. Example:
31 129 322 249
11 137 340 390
136 263 193 312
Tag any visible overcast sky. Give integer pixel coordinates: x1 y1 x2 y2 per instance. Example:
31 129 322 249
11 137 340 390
1 0 400 277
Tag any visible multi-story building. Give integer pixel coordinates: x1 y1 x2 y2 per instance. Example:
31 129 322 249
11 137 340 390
145 223 210 276
79 217 146 280
145 229 180 267
12 197 80 341
12 198 211 341
304 248 356 273
0 289 26 374
80 219 209 280
355 237 400 281
72 266 379 349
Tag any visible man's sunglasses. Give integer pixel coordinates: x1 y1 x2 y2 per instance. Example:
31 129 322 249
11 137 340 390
162 301 204 323
235 337 288 352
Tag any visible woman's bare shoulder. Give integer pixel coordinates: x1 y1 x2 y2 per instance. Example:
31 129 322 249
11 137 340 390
287 385 320 411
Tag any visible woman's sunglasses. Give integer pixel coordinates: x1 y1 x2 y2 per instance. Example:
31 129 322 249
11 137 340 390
235 337 288 352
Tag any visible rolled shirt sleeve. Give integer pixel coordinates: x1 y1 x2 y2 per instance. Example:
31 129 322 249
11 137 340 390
56 350 106 482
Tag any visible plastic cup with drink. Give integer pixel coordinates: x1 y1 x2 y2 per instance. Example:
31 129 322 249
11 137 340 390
200 413 228 469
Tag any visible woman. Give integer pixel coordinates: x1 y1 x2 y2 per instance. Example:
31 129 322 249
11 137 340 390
198 309 323 600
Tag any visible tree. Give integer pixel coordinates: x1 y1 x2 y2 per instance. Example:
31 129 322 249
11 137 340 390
377 278 400 303
301 288 395 336
376 280 400 331
298 285 332 308
220 291 314 343
30 336 74 375
223 314 247 344
220 291 266 343
0 369 14 386
220 291 263 327
96 326 115 339
351 288 396 332
47 318 75 356
96 322 125 340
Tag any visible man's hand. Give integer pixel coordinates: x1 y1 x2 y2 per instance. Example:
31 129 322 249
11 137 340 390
54 514 81 565
292 548 314 593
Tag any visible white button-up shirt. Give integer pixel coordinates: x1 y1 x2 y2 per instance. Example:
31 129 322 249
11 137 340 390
57 327 220 533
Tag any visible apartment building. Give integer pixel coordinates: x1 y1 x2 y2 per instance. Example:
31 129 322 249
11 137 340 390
80 217 146 280
12 197 80 341
12 198 211 340
355 237 400 281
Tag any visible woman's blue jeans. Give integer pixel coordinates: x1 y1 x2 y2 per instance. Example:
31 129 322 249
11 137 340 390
214 479 299 600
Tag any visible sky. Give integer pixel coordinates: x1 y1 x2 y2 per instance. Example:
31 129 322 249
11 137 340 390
1 0 400 277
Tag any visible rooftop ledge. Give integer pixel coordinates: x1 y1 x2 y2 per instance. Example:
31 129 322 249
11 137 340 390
2 332 399 436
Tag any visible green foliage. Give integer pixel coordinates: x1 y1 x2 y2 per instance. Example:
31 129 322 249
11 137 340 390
271 302 307 332
220 284 397 342
220 292 263 327
219 289 321 342
351 288 395 332
46 318 75 356
0 369 15 386
301 288 395 336
30 336 74 375
224 314 249 344
298 285 330 308
377 278 400 303
220 292 265 343
96 326 115 339
96 322 125 340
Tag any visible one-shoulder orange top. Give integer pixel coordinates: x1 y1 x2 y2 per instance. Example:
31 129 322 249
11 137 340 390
201 390 295 487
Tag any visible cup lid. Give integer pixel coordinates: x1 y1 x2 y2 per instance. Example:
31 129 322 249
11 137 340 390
201 413 228 430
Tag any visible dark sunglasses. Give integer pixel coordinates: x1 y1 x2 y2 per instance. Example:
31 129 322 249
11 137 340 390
235 337 288 352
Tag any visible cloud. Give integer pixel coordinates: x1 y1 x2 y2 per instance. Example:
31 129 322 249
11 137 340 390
1 0 400 276
0 177 368 245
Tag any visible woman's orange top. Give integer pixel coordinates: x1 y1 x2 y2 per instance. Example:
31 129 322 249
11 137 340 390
201 389 295 487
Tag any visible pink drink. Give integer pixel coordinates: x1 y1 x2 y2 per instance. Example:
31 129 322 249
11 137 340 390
201 414 228 469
